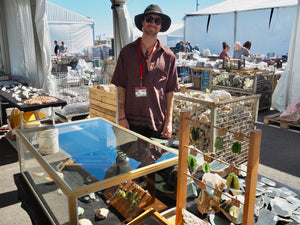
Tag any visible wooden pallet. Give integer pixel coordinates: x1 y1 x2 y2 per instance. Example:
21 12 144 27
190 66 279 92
263 112 300 130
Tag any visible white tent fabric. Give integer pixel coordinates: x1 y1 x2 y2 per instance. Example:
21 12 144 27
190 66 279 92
0 0 51 88
34 0 52 90
111 0 134 60
46 2 95 54
272 2 300 111
158 23 184 47
133 23 184 48
0 3 10 75
185 0 297 56
189 0 297 15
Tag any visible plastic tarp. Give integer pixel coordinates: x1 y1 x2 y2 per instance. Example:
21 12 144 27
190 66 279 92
272 2 300 111
46 2 95 54
111 0 134 60
184 0 297 56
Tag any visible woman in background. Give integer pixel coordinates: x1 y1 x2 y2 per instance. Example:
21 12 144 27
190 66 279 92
219 41 230 59
243 41 252 53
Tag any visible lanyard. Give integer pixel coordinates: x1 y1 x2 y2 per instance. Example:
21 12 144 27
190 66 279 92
139 39 156 87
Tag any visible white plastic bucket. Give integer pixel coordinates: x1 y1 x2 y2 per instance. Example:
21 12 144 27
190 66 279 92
38 128 59 154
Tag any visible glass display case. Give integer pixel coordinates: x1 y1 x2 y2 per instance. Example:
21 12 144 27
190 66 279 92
16 118 178 224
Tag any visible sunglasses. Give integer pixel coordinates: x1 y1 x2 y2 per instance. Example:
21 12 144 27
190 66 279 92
145 15 162 25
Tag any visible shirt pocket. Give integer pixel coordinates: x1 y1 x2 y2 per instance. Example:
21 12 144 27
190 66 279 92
149 66 168 90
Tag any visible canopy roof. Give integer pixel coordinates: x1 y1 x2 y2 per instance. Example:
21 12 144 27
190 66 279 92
187 0 297 16
46 2 95 25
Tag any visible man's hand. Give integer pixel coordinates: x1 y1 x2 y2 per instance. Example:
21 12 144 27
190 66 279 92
119 118 129 129
162 121 172 138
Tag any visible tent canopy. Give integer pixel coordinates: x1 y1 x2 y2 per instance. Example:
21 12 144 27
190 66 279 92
46 1 95 54
184 0 297 56
187 0 297 15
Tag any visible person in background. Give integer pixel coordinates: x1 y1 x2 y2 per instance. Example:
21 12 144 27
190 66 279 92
175 41 181 53
54 40 60 56
219 41 230 59
178 41 185 52
60 41 68 54
233 41 249 59
193 44 200 51
243 41 252 52
111 4 179 139
185 41 192 52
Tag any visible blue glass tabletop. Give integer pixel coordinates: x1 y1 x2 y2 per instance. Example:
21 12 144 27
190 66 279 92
57 118 177 182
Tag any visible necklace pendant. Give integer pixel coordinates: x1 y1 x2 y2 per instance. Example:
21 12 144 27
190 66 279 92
145 50 149 59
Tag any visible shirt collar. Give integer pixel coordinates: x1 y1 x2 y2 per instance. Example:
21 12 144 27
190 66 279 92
134 37 166 53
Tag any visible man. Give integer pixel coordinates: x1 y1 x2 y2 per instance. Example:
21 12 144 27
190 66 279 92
111 4 179 139
193 44 200 51
60 41 68 54
233 41 249 59
54 40 60 56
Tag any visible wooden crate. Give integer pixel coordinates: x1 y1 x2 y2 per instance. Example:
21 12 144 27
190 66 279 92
89 85 117 123
193 76 201 89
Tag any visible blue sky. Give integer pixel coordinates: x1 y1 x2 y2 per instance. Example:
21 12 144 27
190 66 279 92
47 0 225 38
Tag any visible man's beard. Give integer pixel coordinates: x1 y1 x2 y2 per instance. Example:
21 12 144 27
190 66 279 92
143 25 160 36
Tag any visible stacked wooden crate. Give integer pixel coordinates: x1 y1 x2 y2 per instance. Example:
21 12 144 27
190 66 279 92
89 85 117 123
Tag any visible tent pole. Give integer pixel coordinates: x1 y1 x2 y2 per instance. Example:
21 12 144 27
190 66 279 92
234 11 237 44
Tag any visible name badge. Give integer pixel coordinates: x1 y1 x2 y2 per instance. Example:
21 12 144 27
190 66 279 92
135 87 147 97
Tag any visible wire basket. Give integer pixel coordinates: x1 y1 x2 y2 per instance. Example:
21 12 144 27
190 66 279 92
173 91 260 165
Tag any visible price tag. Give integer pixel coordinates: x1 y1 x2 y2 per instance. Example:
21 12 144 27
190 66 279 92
214 189 222 199
204 153 212 163
231 197 241 208
234 132 245 141
229 164 240 175
192 119 199 127
190 146 197 156
217 127 227 136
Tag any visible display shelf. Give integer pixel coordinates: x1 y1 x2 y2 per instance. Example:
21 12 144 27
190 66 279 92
16 117 178 224
175 111 262 225
209 69 274 110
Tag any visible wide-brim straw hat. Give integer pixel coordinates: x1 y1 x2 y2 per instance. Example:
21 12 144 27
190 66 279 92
134 4 171 32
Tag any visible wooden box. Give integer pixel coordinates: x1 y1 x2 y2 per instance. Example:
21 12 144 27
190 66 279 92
193 76 201 89
89 85 117 123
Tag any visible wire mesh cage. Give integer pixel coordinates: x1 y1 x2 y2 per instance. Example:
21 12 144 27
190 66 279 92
52 71 107 118
173 90 260 165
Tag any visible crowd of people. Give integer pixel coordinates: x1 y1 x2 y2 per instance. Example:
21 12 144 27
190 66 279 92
173 39 251 60
54 40 68 56
219 40 252 60
175 41 199 53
